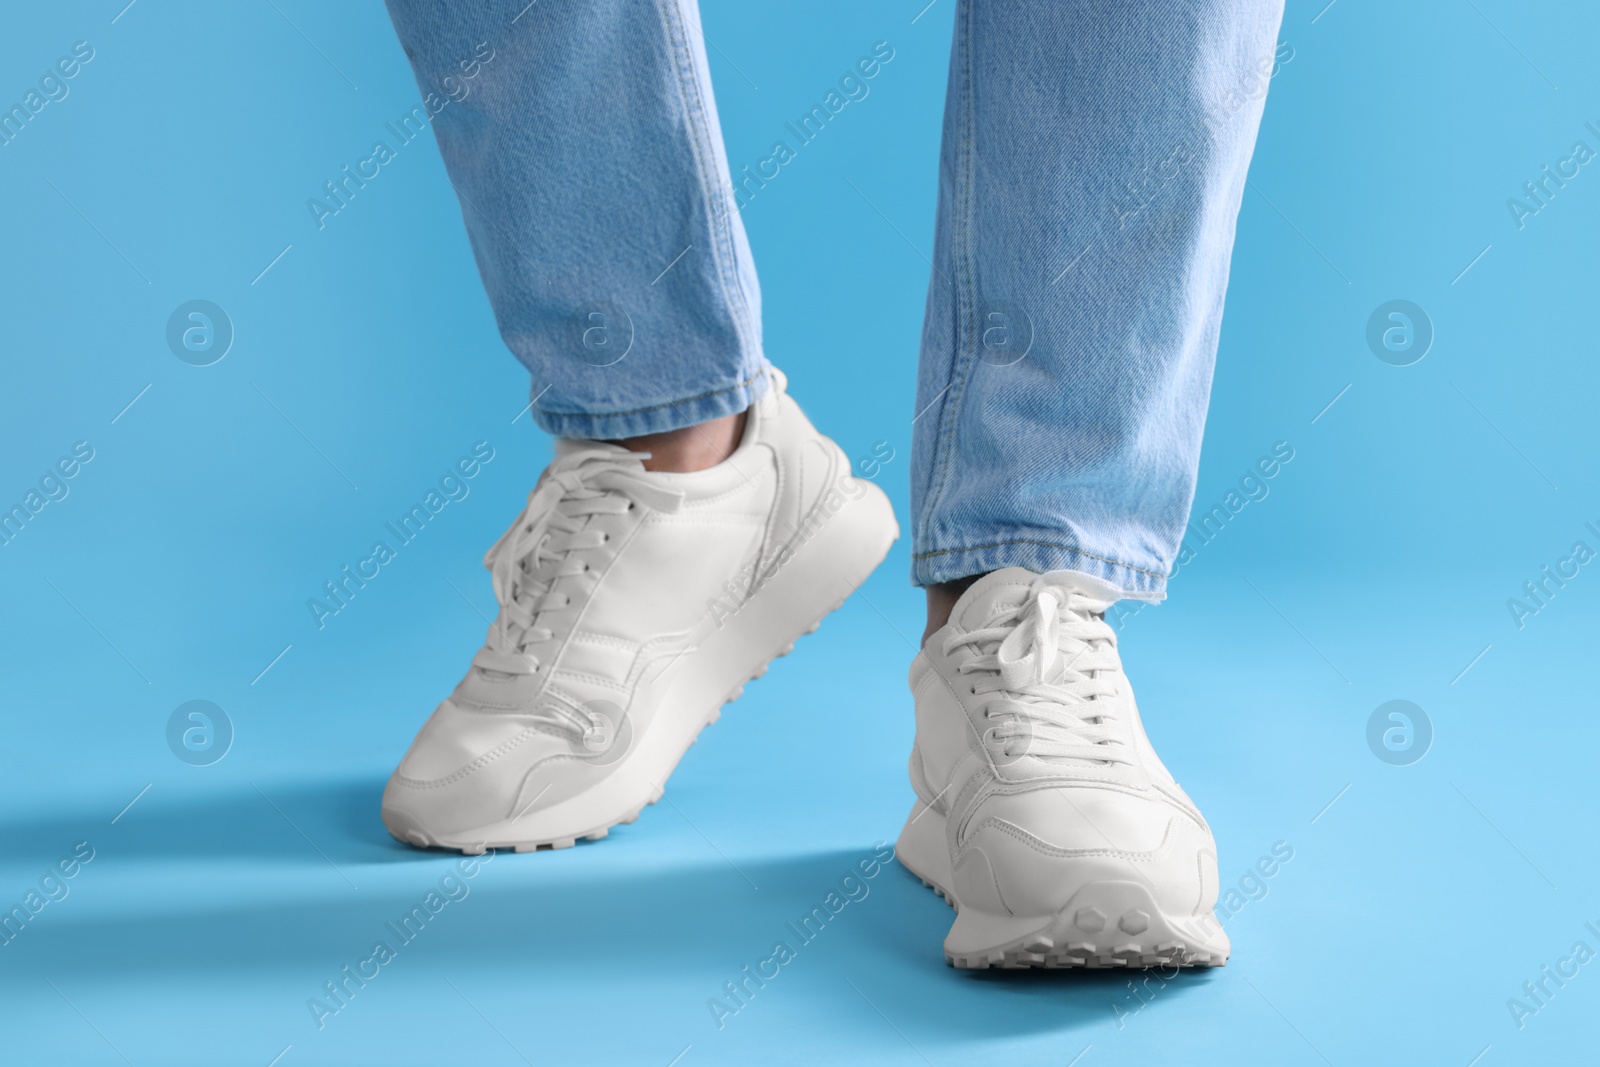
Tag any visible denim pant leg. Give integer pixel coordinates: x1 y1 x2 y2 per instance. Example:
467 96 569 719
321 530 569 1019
384 0 767 439
911 0 1286 596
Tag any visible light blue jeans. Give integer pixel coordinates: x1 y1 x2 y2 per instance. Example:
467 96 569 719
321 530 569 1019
385 0 1285 596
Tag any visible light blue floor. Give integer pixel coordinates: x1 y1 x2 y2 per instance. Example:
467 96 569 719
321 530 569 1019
4 1 1598 1064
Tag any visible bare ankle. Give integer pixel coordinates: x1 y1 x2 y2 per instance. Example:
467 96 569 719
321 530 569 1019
611 411 747 473
923 574 983 647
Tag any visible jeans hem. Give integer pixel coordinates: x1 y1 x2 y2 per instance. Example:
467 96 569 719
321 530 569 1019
912 537 1167 601
530 367 769 440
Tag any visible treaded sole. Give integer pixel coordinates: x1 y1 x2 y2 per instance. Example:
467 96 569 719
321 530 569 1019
908 871 1227 970
895 803 1228 970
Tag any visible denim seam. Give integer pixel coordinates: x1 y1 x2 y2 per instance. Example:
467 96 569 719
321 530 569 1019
916 0 979 556
913 539 1167 581
655 0 757 371
537 370 765 422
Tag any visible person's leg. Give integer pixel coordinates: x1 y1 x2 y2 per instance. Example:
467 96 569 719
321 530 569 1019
914 0 1286 638
384 0 764 464
898 0 1285 969
376 1 899 853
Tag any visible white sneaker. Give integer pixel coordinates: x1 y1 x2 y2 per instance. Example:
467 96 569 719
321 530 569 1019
895 568 1229 969
382 369 898 852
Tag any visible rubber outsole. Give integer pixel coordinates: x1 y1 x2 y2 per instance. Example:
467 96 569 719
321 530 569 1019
908 870 1227 969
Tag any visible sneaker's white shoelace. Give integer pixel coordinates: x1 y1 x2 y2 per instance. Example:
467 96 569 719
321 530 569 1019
944 577 1130 765
470 448 683 706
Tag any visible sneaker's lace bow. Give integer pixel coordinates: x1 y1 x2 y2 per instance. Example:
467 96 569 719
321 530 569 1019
946 576 1129 765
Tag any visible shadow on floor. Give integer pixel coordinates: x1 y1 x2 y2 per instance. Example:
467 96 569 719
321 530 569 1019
0 777 1219 1043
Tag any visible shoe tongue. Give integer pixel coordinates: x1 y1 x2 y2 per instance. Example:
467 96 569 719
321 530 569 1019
952 568 1125 631
554 438 634 459
554 438 753 498
953 568 1042 631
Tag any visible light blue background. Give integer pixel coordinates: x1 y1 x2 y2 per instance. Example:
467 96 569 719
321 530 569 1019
3 1 1597 1064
